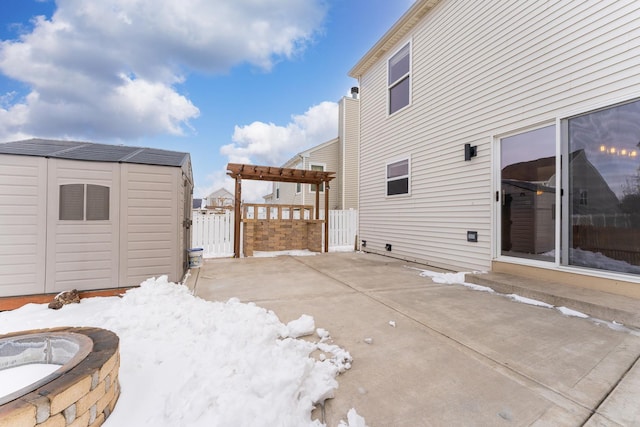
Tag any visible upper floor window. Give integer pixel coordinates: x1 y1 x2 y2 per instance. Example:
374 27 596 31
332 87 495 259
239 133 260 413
59 184 110 220
310 164 325 192
387 158 410 196
388 42 411 115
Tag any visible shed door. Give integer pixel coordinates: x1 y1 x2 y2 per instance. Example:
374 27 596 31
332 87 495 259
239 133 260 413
46 160 119 293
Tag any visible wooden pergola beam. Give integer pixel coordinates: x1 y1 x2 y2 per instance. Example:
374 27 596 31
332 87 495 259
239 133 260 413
227 163 336 258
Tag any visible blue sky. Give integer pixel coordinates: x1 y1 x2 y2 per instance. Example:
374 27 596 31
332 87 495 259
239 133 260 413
0 0 413 200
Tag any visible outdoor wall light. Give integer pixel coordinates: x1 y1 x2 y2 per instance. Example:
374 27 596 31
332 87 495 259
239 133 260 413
464 143 477 161
385 243 392 251
361 240 367 248
467 231 478 242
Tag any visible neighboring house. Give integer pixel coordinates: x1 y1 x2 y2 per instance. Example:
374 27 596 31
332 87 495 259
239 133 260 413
264 91 359 210
349 0 640 290
202 187 234 211
0 138 193 297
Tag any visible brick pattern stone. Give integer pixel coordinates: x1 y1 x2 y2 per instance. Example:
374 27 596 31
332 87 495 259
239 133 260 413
0 327 120 427
242 206 324 256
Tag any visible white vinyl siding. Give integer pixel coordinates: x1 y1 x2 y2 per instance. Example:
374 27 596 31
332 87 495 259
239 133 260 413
0 155 47 296
341 96 360 210
357 0 640 272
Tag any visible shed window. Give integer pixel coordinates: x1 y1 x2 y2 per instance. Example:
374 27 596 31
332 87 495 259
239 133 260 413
59 184 110 221
59 184 84 220
86 184 110 220
388 42 411 114
387 158 410 196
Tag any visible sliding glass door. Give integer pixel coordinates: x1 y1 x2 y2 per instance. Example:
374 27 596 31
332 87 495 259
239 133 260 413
500 125 556 261
564 100 640 275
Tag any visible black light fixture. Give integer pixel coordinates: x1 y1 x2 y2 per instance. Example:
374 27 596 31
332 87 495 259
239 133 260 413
385 243 392 251
361 240 367 248
467 231 478 242
464 143 477 161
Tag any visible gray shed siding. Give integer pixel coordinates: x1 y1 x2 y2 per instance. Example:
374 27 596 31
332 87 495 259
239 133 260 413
0 142 192 297
355 0 640 271
0 155 47 296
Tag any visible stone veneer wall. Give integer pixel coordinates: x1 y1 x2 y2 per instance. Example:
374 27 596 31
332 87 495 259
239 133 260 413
243 220 323 256
0 327 120 427
242 204 324 256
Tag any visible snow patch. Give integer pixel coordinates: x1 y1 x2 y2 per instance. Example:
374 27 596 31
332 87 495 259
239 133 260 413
557 306 589 318
507 294 553 308
287 314 316 338
338 408 369 427
253 250 317 257
0 276 355 427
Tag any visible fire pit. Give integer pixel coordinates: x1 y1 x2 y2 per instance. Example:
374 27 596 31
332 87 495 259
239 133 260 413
0 327 120 427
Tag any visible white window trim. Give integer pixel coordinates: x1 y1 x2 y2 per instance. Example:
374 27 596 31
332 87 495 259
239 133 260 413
309 162 326 193
385 156 411 197
387 39 412 117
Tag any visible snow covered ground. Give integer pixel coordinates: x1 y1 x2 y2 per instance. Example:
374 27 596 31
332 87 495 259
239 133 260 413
0 277 366 427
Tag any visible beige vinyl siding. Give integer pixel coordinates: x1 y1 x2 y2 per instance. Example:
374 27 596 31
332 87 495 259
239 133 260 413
120 163 179 286
358 0 640 271
305 138 341 209
0 155 47 295
46 159 120 292
340 97 360 210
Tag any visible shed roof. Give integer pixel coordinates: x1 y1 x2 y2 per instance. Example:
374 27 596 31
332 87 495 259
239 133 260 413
0 138 190 167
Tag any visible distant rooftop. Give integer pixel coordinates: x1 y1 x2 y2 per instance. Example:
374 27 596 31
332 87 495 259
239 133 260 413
0 138 189 167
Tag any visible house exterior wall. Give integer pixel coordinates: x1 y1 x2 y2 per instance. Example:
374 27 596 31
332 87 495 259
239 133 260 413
269 139 341 210
354 0 640 272
340 96 360 210
46 159 120 293
119 163 181 287
0 155 47 296
304 138 341 210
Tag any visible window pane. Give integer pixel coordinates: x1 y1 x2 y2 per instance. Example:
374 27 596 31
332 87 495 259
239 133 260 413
500 125 556 261
387 178 409 196
389 76 410 114
389 43 410 84
387 159 409 178
59 184 84 220
567 99 640 274
86 185 110 220
311 165 324 192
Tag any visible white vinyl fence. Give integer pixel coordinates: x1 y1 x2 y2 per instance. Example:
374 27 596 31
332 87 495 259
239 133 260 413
192 210 234 258
192 209 358 257
328 209 358 249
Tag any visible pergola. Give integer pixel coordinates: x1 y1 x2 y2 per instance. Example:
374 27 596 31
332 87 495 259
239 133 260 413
226 163 336 257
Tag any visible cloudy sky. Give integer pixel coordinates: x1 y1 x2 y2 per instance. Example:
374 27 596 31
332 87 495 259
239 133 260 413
0 0 413 201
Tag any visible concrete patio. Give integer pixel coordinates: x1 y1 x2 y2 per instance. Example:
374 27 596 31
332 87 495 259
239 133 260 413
185 252 640 426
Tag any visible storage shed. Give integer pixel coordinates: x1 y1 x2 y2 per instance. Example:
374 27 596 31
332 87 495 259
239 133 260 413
0 138 193 297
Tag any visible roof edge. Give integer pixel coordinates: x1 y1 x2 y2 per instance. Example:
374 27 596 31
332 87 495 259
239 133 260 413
348 0 441 79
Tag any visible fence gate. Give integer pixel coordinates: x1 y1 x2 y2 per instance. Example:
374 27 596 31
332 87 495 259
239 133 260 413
192 210 234 257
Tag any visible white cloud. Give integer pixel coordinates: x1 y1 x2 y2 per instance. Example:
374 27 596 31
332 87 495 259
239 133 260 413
0 0 327 141
197 101 338 203
221 101 338 166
